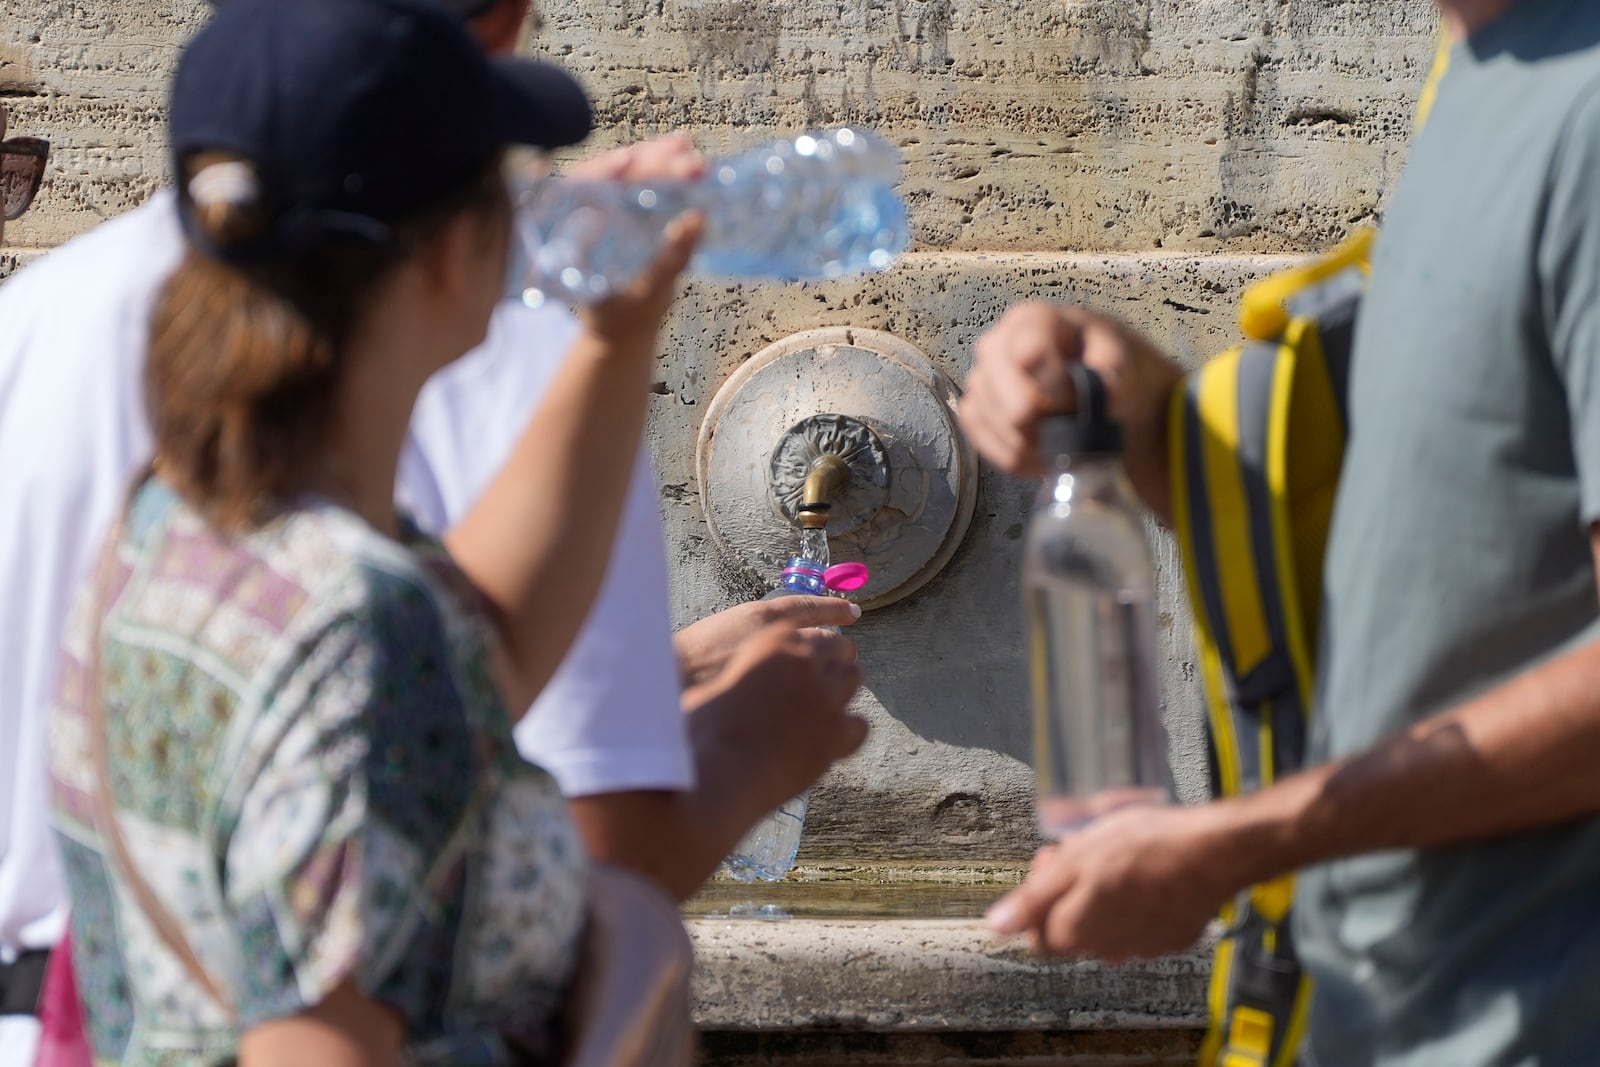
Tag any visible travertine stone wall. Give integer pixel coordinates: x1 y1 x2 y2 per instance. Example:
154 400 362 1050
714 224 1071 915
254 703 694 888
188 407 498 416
0 0 204 252
1 0 1438 861
547 0 1435 255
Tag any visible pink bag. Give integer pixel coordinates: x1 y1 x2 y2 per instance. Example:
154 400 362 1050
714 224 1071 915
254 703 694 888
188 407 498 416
31 930 92 1067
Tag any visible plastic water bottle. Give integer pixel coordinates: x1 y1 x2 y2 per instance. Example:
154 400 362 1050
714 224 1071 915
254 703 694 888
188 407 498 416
1022 365 1171 837
719 556 869 883
507 128 909 307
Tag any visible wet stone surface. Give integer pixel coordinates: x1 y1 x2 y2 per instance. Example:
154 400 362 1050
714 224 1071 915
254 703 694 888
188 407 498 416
686 861 1024 920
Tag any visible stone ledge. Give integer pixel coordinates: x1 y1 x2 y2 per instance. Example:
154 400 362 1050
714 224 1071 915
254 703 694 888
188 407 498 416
699 1029 1206 1067
689 918 1211 1033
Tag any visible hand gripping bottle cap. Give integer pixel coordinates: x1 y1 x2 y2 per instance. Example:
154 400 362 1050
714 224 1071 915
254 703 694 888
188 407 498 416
1037 363 1121 461
823 562 869 592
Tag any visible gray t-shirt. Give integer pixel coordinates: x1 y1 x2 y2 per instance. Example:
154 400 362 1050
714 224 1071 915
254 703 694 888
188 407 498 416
1299 2 1600 1064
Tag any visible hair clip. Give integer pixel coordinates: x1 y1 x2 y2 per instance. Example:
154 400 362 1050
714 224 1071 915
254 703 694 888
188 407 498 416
188 161 260 208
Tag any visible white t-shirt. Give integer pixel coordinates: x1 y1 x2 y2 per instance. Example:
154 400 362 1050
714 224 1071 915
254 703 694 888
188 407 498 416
0 191 690 972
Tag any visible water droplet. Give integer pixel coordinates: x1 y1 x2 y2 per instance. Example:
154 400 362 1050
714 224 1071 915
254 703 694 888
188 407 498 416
868 248 891 269
794 135 818 156
560 267 584 289
521 288 546 308
835 128 857 147
637 188 658 208
718 165 737 185
765 156 785 175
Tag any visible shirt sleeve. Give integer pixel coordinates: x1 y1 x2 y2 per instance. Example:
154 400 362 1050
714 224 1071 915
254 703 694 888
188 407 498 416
221 575 484 1033
400 302 693 797
1539 78 1600 524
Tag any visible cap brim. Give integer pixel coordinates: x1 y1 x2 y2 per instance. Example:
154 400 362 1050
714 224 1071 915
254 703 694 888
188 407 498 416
488 58 593 151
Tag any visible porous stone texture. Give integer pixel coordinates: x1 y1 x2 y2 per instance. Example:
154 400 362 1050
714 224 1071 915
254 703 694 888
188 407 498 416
700 1029 1205 1067
0 0 205 253
688 915 1212 1035
691 918 1210 1029
6 2 1438 254
538 1 1437 256
657 251 1305 860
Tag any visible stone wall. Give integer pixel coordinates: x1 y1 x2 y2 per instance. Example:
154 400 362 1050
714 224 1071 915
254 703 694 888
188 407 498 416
1 1 1439 862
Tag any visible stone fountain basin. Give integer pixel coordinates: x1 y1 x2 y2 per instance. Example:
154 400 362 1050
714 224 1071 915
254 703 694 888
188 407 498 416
684 862 1212 1066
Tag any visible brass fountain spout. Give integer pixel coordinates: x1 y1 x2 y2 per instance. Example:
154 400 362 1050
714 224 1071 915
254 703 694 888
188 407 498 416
797 454 850 530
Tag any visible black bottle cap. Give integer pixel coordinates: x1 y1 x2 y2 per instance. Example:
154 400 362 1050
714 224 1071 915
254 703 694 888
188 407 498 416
1037 363 1121 460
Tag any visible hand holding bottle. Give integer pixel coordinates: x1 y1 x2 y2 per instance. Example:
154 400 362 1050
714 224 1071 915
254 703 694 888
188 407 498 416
961 302 1184 520
508 128 910 307
674 595 861 690
687 624 867 829
575 210 704 351
555 134 707 369
986 801 1232 962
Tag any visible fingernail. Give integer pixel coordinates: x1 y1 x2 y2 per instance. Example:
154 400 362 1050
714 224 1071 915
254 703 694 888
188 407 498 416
985 899 1019 932
848 603 862 619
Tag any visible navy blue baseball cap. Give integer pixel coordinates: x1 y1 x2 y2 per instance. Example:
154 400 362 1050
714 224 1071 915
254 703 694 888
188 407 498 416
170 0 592 262
438 0 502 18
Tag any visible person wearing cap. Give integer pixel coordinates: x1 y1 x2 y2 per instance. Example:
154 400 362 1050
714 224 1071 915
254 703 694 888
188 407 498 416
0 99 52 1067
39 0 863 1062
0 0 863 1058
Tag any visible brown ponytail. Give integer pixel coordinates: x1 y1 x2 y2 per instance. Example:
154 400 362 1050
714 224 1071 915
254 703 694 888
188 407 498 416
147 152 509 531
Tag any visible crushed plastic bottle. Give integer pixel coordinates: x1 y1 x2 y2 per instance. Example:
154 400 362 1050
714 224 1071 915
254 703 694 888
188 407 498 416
508 128 909 306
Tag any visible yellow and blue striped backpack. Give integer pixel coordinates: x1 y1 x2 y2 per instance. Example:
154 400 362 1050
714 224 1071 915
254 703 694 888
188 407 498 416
1172 29 1451 1067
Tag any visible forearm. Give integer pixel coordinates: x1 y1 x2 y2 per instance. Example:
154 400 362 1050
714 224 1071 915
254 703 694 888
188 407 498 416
567 730 776 902
445 330 654 713
1205 635 1600 891
569 613 863 900
1121 366 1182 526
569 791 709 902
240 981 403 1067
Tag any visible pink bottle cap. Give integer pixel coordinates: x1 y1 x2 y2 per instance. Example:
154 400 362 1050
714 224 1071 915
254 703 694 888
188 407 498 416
823 562 869 592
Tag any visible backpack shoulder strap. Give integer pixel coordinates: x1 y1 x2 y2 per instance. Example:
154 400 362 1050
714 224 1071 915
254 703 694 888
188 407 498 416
1170 267 1361 1067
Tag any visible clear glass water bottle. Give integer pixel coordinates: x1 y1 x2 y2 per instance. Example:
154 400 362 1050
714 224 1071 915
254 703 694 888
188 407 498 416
1022 365 1171 836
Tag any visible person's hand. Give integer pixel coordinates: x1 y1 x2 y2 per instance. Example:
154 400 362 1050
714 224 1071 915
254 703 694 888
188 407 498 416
569 134 705 347
543 134 706 352
567 132 706 183
674 597 861 690
686 623 867 814
575 209 704 351
961 302 1183 478
985 802 1235 963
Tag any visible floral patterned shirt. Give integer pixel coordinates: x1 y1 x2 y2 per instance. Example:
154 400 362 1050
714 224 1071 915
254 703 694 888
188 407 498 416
48 478 586 1065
